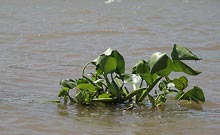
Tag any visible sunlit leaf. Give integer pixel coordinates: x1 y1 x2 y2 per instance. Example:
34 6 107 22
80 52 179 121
149 52 172 76
98 93 111 98
77 83 97 93
171 44 201 60
104 48 113 56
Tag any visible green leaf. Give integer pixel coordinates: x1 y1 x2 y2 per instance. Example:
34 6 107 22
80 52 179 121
178 86 205 103
60 79 76 89
98 93 111 98
113 50 125 75
108 81 121 98
149 52 172 76
58 87 69 97
77 83 97 93
132 60 156 85
175 91 184 99
95 65 103 75
99 56 117 74
171 44 201 60
172 60 201 75
156 58 173 77
172 76 188 91
93 48 124 75
75 91 84 104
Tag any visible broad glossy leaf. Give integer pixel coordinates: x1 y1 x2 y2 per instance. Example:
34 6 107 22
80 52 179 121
134 60 150 73
178 86 205 103
149 52 172 76
108 81 121 98
132 60 156 85
172 76 188 91
76 78 88 84
93 48 114 65
172 60 201 75
93 48 124 75
113 50 125 74
171 44 201 60
77 83 97 93
99 56 117 74
156 58 173 77
60 79 76 89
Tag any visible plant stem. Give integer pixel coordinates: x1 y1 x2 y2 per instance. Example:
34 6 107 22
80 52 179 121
92 98 116 103
139 79 144 88
82 62 92 76
137 77 162 102
122 87 147 102
104 74 111 86
165 76 171 83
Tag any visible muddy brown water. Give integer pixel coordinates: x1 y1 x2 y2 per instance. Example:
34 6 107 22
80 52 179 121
0 0 220 135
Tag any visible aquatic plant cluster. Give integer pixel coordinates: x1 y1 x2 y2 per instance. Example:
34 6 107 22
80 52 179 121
58 44 205 107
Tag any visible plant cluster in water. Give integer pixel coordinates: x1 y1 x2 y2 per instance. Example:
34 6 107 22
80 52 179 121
58 44 205 107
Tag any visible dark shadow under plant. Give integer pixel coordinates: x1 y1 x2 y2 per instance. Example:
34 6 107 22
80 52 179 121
58 44 205 108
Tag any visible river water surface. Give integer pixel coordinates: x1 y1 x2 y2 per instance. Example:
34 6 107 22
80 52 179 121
0 0 220 135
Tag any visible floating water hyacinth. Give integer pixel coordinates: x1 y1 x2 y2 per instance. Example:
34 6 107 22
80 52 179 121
58 44 205 107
